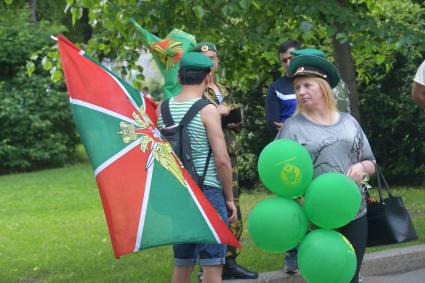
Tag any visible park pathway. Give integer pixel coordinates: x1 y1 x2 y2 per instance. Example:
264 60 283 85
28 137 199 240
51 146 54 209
224 244 425 283
364 268 425 283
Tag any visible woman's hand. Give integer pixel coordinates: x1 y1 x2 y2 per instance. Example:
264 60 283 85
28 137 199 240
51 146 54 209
226 200 237 223
273 121 283 129
346 162 366 185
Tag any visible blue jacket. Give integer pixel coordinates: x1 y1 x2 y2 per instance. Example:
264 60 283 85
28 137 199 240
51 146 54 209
265 76 297 133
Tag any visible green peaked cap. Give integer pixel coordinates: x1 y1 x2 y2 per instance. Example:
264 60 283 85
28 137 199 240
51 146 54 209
191 41 217 53
288 48 340 88
291 48 325 57
180 52 213 69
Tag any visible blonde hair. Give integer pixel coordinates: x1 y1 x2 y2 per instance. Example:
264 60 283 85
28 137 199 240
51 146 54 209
293 77 337 114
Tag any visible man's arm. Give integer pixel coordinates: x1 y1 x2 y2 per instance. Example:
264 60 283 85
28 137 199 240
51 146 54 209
265 86 281 133
412 81 425 109
200 104 237 222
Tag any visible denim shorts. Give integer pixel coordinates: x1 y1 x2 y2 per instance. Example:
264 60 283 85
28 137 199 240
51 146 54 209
173 185 228 266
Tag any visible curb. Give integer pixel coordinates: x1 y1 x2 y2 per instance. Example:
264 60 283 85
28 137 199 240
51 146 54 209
224 244 425 283
361 244 425 276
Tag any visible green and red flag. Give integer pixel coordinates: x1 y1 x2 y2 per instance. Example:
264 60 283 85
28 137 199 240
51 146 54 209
57 35 239 258
129 18 196 100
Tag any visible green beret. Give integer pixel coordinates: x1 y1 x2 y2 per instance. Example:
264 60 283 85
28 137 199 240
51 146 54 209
180 52 213 69
191 41 217 53
288 48 340 88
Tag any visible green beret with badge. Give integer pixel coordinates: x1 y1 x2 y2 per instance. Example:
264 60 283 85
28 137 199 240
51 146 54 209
288 48 340 88
180 52 213 70
191 41 217 53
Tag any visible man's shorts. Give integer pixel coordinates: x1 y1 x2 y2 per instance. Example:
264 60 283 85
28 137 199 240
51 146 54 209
173 185 228 266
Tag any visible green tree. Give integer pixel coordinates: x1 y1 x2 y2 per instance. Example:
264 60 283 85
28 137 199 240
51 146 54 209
0 3 80 171
35 0 425 184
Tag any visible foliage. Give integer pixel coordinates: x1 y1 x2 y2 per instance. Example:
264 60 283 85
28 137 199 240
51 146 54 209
0 4 63 79
55 0 425 186
0 4 79 171
0 67 79 170
361 53 425 184
1 0 422 183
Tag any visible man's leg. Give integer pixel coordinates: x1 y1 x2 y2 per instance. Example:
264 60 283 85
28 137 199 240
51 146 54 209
225 157 243 259
173 243 196 283
172 266 194 283
222 155 258 280
198 187 228 282
202 265 223 283
283 248 298 274
283 197 304 274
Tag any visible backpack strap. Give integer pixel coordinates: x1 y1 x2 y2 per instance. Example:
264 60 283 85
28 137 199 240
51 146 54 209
160 99 174 126
180 98 212 188
180 98 211 126
199 148 212 188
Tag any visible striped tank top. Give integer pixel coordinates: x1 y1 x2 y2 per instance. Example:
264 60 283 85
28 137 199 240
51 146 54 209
158 97 221 189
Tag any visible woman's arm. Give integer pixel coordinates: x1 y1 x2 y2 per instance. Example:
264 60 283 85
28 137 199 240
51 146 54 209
346 160 376 185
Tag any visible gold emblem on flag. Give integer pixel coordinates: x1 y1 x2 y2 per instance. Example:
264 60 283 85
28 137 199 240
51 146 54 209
118 107 185 186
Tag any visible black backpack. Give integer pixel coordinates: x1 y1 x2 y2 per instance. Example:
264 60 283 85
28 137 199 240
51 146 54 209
159 98 212 187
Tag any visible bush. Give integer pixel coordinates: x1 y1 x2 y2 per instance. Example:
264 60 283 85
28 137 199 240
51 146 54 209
360 53 425 185
0 4 78 172
0 68 79 171
232 83 276 189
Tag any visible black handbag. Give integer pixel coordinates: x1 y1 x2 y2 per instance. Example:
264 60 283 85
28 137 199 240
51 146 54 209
366 166 418 247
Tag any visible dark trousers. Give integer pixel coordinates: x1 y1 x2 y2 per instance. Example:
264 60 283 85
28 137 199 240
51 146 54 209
226 154 243 259
337 214 368 283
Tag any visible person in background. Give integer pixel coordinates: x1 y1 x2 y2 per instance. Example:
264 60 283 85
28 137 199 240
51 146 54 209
191 41 258 280
141 86 159 110
277 48 376 283
265 40 301 135
156 52 237 283
412 60 425 109
265 39 302 274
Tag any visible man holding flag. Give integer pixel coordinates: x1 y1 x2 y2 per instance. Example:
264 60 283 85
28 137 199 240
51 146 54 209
57 34 240 263
156 52 237 283
191 42 258 280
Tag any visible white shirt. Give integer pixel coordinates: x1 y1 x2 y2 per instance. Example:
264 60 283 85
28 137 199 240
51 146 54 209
414 60 425 86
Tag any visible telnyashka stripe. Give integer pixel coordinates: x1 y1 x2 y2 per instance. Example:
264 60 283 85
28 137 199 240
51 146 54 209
157 98 221 189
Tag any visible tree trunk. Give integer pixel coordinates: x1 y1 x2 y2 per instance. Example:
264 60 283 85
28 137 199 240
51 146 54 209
331 26 361 122
81 8 92 43
28 0 37 22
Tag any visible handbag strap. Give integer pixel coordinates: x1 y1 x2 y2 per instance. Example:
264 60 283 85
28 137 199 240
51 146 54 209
375 164 393 202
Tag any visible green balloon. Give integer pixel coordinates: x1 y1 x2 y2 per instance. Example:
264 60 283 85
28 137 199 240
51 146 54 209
304 173 361 229
258 139 313 198
298 229 357 283
248 196 308 253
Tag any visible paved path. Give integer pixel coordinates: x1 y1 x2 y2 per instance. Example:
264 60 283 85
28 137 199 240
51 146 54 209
224 245 425 283
364 268 425 283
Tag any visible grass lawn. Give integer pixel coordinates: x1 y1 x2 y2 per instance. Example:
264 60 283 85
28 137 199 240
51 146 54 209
0 163 424 282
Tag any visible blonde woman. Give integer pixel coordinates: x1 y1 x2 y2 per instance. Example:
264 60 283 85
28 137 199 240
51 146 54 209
277 49 376 283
